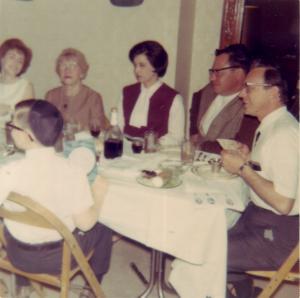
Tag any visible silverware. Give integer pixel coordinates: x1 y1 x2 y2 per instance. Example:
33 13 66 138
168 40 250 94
141 169 157 178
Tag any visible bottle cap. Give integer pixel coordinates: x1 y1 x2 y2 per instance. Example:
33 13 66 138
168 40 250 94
110 108 118 126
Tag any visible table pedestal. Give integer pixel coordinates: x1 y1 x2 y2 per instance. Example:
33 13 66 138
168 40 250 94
131 249 176 298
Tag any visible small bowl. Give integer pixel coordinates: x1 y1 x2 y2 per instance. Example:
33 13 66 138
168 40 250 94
208 158 222 173
159 160 189 175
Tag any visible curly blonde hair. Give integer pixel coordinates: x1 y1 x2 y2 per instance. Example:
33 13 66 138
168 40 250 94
55 48 89 79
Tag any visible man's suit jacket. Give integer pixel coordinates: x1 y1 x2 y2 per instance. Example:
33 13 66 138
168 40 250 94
190 84 244 152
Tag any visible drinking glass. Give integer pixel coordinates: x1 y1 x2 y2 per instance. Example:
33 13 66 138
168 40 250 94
64 122 80 141
181 139 195 165
90 120 101 138
208 158 222 173
131 139 143 154
144 131 158 153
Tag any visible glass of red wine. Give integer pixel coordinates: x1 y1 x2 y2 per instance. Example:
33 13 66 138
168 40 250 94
90 121 101 138
132 139 143 154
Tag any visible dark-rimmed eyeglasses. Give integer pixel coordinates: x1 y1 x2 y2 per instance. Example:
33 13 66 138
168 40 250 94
244 82 274 93
208 65 242 76
6 122 34 141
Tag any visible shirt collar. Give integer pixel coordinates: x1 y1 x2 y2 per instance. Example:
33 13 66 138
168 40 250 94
140 80 162 94
217 92 239 102
258 106 287 132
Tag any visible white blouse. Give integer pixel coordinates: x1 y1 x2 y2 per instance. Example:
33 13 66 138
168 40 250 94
118 81 185 146
0 77 30 109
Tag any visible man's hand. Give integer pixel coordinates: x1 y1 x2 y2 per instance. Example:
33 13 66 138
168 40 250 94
236 142 250 160
221 149 247 174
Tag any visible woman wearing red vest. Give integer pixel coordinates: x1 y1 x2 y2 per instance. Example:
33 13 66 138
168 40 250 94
117 40 185 146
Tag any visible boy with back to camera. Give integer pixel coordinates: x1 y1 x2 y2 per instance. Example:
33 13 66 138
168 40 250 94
0 99 112 298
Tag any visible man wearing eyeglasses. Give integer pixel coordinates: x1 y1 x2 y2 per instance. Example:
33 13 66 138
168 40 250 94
190 44 254 152
221 63 299 297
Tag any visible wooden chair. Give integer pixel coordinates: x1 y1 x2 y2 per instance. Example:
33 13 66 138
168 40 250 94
247 242 299 298
0 191 106 298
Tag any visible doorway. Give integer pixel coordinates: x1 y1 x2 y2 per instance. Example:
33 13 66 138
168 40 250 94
241 0 299 98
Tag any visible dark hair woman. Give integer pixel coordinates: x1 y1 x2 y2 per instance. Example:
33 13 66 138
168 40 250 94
118 40 184 146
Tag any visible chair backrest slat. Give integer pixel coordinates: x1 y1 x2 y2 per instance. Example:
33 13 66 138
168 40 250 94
0 207 52 229
0 191 106 298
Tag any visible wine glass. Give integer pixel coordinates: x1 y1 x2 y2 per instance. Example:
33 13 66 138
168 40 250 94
90 120 101 138
131 139 143 154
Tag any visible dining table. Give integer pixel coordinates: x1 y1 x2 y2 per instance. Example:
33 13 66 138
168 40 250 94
97 138 250 298
0 133 250 298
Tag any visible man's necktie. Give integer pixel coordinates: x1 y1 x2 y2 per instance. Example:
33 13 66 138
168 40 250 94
254 131 261 145
252 131 261 150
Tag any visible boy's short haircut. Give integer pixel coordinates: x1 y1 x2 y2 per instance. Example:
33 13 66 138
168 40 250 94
28 100 64 146
15 99 37 111
14 99 37 129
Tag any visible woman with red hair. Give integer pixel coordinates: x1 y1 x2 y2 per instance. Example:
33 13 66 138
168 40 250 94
0 38 34 119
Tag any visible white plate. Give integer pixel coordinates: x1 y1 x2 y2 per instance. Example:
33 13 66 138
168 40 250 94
68 147 96 174
136 175 182 189
191 164 237 180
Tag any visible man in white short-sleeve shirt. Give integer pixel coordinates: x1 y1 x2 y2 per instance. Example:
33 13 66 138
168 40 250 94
221 63 299 298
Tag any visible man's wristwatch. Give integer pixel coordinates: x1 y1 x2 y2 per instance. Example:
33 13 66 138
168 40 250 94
238 161 250 176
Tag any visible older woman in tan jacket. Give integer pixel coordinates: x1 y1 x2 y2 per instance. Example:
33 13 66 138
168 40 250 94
45 48 108 133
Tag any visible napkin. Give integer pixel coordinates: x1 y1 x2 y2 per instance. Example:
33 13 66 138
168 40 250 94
217 138 239 150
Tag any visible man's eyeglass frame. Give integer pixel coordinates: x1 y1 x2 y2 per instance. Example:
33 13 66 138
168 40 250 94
208 65 242 75
6 122 34 141
243 82 274 93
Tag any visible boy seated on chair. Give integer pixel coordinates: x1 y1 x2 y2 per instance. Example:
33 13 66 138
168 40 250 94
0 99 112 297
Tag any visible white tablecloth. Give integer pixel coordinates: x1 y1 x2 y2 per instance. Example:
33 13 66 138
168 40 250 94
0 138 249 297
98 141 249 298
